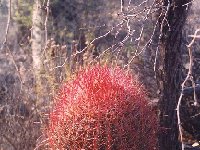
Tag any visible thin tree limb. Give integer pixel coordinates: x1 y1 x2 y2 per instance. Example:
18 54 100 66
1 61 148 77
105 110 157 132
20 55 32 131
177 28 200 150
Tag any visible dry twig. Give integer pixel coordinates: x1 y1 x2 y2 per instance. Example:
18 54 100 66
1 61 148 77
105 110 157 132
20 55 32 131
44 0 50 44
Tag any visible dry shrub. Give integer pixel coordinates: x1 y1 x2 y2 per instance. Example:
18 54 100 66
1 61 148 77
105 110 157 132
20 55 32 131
47 65 158 150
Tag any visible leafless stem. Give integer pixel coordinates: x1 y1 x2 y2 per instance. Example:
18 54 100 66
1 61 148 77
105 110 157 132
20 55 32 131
34 138 49 150
177 28 200 150
44 0 50 44
121 0 124 12
154 0 170 72
0 0 23 89
1 0 11 50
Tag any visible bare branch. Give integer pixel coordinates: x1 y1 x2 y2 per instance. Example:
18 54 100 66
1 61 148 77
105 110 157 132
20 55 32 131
177 28 200 150
121 0 124 12
44 0 50 44
154 0 171 72
1 0 11 50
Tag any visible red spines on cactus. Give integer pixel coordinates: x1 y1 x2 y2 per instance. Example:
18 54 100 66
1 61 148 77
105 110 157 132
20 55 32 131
48 65 158 150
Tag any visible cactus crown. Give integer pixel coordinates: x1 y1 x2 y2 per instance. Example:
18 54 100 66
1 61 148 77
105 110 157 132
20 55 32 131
48 65 158 150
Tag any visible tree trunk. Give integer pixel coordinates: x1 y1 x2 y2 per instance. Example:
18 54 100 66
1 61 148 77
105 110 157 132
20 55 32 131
31 0 44 88
157 0 191 150
32 0 43 73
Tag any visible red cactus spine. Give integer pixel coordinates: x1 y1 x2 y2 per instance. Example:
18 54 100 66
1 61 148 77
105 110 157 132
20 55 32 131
47 65 158 150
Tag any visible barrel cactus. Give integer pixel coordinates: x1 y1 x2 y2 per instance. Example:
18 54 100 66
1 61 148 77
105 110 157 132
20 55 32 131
47 65 158 150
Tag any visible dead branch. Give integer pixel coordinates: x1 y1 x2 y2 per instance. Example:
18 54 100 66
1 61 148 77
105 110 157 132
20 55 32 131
44 0 50 44
1 0 11 50
177 28 200 150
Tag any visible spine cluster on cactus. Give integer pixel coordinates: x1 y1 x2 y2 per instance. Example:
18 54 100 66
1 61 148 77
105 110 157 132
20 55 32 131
48 65 158 150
